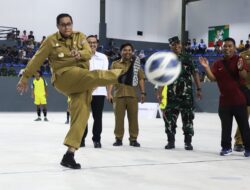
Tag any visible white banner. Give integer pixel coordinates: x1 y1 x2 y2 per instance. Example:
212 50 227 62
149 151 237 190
138 102 161 119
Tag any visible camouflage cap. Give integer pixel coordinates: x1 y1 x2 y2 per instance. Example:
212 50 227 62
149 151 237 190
168 36 180 45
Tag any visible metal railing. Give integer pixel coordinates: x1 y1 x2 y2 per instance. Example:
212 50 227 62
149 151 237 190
0 26 18 40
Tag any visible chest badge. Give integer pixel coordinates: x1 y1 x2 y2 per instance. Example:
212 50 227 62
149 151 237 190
58 52 64 58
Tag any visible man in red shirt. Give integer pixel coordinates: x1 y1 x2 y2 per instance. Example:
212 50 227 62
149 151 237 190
199 37 250 157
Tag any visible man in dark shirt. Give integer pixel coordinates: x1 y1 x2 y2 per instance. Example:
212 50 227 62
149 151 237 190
199 37 250 157
28 31 35 41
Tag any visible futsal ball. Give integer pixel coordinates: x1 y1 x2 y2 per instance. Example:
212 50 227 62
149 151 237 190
145 52 181 86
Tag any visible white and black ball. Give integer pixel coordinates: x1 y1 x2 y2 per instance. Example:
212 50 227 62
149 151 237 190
145 52 181 86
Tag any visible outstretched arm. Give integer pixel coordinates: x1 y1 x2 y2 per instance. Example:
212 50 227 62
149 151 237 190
199 57 216 81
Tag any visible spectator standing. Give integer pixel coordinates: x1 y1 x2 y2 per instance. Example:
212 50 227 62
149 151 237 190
233 48 250 152
191 38 198 53
245 40 250 50
163 36 202 151
199 37 250 157
237 40 245 52
20 30 28 45
108 43 145 147
80 35 109 148
28 31 35 41
198 39 207 54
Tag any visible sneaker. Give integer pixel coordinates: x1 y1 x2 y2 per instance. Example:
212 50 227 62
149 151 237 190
233 144 244 152
185 143 193 150
34 117 41 121
165 142 175 149
118 56 140 86
220 148 232 156
60 152 81 169
94 142 102 148
130 140 140 147
44 117 49 121
244 150 250 157
113 139 123 146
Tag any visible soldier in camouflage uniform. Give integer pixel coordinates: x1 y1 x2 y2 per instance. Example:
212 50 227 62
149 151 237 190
163 36 202 150
233 48 250 152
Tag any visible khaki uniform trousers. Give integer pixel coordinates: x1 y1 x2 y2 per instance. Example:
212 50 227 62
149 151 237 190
113 97 139 141
54 67 122 149
234 106 250 145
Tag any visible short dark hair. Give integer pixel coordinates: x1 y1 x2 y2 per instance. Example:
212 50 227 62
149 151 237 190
223 37 236 46
120 43 134 51
56 13 73 25
37 70 43 76
87 35 99 42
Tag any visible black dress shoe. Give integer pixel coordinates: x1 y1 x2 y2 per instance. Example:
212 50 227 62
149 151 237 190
130 140 140 147
94 142 102 148
60 152 81 169
113 139 123 146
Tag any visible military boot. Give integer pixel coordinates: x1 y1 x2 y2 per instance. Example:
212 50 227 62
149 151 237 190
165 134 175 149
184 135 193 150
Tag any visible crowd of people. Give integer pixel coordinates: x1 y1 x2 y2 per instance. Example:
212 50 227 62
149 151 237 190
0 29 50 76
1 29 249 82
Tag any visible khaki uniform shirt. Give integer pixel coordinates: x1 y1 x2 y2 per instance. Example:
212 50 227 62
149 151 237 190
20 31 91 84
111 59 145 98
240 49 250 88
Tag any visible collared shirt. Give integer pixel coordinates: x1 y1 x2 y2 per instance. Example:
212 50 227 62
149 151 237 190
90 51 109 96
20 31 91 84
111 58 145 98
211 54 248 106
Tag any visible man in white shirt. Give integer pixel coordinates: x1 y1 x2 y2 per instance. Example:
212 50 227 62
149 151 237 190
198 39 207 54
81 35 109 148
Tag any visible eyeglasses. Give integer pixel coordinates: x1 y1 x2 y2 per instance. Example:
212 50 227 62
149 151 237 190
88 41 97 44
59 23 73 28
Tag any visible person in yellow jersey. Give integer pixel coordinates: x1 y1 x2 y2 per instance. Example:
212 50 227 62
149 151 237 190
233 48 250 152
16 13 138 169
157 85 168 111
156 85 168 127
32 71 48 121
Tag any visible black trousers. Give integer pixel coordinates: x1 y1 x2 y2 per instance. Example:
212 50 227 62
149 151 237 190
82 95 105 142
219 105 250 151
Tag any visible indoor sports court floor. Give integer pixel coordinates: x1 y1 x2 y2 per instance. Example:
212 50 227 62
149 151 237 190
0 112 249 190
